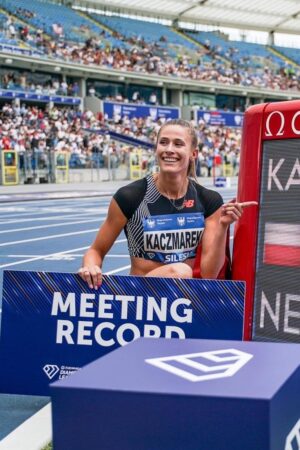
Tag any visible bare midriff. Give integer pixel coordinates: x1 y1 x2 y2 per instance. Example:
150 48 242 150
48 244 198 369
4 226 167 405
129 256 195 276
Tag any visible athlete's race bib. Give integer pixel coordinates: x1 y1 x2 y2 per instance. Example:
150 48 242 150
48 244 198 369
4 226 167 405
143 213 204 263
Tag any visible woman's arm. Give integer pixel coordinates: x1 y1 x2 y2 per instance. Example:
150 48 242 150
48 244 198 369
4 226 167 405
200 207 228 279
78 198 127 288
200 201 257 279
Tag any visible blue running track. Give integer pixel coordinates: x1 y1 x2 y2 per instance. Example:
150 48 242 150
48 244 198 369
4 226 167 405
0 187 236 441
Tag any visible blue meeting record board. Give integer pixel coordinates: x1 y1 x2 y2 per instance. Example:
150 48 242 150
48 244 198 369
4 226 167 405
0 271 245 396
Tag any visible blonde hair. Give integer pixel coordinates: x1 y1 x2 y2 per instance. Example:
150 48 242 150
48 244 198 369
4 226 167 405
156 119 198 179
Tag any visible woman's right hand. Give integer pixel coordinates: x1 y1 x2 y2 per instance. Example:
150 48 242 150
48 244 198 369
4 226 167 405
77 198 127 290
78 265 102 290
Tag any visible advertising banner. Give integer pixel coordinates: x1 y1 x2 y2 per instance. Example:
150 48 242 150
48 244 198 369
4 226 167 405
0 89 81 105
0 271 244 396
197 110 244 127
0 43 44 58
103 101 179 120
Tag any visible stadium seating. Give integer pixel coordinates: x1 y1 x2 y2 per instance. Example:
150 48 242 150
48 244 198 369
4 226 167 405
1 0 106 43
273 45 300 66
91 14 208 62
186 30 289 70
0 11 27 46
0 0 299 92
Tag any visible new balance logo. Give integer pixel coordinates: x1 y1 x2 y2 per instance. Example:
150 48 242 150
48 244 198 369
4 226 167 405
145 348 253 382
43 364 60 380
285 418 300 450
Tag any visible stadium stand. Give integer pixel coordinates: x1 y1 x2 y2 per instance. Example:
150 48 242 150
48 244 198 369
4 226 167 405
0 0 299 183
0 100 241 179
273 44 300 66
185 30 287 69
1 0 105 42
0 1 299 92
2 3 300 449
0 70 79 96
91 14 201 58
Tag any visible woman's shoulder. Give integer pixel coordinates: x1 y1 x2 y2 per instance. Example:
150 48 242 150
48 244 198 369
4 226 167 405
113 177 148 220
191 179 224 217
114 177 148 199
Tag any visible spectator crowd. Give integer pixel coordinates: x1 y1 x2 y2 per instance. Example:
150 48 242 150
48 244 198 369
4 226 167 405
0 102 241 177
0 71 79 97
1 10 300 93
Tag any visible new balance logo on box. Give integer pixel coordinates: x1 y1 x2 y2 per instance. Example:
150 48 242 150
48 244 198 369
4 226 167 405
145 348 253 382
43 364 59 380
285 418 300 450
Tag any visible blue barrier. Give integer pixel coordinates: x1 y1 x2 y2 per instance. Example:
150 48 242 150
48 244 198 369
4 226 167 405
103 101 180 120
0 88 81 105
0 43 45 58
88 127 154 149
197 109 244 127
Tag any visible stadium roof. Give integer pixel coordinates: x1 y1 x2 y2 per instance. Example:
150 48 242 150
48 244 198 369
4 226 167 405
72 0 300 35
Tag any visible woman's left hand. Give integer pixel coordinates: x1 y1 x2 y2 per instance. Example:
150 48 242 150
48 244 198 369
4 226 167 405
220 201 258 226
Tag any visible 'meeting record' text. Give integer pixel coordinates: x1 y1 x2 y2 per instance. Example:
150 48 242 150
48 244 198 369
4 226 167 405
51 292 193 347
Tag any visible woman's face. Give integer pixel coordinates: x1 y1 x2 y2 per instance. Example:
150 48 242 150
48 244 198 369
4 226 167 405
156 125 197 175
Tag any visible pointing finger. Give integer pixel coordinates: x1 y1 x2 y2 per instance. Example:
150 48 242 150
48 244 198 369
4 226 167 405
240 201 258 208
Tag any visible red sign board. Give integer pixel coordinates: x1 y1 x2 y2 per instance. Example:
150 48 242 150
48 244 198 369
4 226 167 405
232 100 300 342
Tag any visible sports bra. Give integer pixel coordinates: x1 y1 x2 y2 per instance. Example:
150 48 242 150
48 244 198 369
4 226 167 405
113 175 223 264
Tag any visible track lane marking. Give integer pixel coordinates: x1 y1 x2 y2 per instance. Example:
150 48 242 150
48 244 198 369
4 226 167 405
0 217 106 234
0 403 52 450
6 253 129 258
0 212 103 225
0 239 127 268
106 265 131 275
0 208 107 218
0 229 101 248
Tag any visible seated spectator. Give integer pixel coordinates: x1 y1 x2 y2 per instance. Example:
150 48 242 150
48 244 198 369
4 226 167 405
149 92 157 105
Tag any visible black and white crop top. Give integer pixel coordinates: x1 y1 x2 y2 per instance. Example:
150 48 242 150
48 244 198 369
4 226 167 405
113 175 223 264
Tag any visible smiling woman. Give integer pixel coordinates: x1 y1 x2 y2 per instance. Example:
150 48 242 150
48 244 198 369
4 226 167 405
78 119 256 288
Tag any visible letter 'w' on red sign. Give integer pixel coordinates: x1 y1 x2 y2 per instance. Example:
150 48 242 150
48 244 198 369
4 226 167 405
263 223 300 267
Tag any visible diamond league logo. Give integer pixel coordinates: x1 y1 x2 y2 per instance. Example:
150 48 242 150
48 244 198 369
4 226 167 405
145 348 253 382
43 364 60 380
285 418 300 450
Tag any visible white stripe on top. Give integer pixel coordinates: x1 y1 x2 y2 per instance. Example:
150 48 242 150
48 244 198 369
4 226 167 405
265 223 300 246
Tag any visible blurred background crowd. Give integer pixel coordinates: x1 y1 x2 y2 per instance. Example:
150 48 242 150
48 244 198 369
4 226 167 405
0 0 298 182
